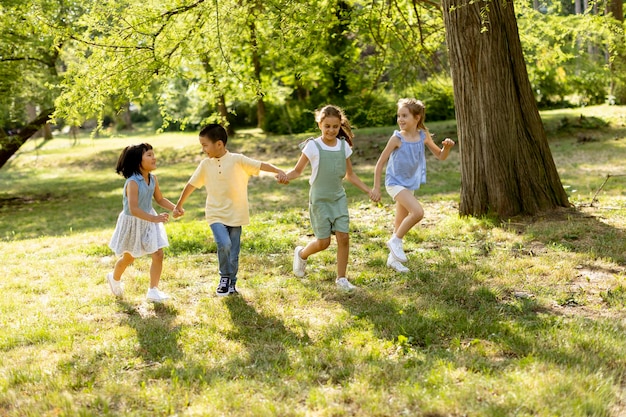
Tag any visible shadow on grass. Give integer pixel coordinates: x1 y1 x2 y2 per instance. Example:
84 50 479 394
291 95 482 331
118 300 183 363
221 295 311 374
319 254 626 381
507 206 626 265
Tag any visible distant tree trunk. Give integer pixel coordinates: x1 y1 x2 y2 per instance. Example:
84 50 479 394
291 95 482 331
26 104 53 140
249 20 265 129
442 0 570 217
200 56 233 134
608 0 624 101
42 123 53 140
608 0 623 20
218 94 234 136
117 102 133 131
0 108 54 169
575 0 583 14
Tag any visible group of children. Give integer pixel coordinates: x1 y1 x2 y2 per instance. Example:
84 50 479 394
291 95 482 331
106 99 455 302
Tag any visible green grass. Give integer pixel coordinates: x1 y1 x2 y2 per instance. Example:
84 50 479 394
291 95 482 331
1 105 625 416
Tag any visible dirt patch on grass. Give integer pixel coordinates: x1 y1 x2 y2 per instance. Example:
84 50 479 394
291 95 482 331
0 193 53 207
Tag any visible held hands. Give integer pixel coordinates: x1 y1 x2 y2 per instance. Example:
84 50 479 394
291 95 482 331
369 188 381 203
155 212 170 223
173 206 185 218
275 170 289 185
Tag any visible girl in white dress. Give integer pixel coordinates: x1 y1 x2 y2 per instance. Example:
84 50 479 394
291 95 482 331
107 143 177 302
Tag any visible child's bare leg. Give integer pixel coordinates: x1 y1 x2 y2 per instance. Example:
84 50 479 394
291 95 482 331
335 232 349 278
394 191 424 238
113 252 135 281
393 202 409 235
299 237 331 259
149 249 164 288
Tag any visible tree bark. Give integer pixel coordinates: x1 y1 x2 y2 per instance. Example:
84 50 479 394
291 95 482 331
0 108 55 169
442 0 570 217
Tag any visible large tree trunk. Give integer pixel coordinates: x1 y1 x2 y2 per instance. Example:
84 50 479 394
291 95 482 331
442 0 570 217
0 108 55 169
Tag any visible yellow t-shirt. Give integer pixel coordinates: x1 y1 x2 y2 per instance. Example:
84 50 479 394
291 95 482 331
188 152 261 226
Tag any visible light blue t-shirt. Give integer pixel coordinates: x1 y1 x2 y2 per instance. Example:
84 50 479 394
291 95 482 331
122 173 155 215
385 130 427 190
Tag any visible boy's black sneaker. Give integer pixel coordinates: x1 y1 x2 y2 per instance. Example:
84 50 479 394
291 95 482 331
228 285 239 296
216 277 230 297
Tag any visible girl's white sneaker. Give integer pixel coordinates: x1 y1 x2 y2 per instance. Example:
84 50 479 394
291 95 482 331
106 272 124 297
146 287 171 303
335 277 356 290
387 254 409 273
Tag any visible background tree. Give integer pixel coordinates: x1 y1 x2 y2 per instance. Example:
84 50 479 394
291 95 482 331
441 0 570 217
0 0 70 168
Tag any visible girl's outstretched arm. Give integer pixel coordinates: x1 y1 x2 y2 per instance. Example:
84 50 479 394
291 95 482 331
284 153 310 183
424 131 455 160
153 176 176 211
127 180 169 223
345 158 379 202
372 135 401 200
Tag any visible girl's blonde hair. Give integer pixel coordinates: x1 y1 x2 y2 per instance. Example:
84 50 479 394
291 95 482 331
398 98 427 130
315 104 354 147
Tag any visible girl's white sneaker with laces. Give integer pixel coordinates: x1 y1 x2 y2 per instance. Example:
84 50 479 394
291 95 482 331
335 277 356 290
386 237 407 263
146 287 171 303
387 253 409 273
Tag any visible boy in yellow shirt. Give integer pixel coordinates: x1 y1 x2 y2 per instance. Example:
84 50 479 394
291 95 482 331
174 124 287 296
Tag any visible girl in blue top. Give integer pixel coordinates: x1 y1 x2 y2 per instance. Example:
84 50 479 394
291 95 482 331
372 99 455 272
107 143 178 303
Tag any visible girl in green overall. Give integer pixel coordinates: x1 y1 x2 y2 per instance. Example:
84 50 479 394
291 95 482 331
284 105 379 290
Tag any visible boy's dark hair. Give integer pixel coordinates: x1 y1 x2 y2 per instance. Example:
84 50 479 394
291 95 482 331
115 143 153 179
199 124 228 145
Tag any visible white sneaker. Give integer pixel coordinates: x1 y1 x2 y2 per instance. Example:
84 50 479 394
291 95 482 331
106 272 124 297
146 287 171 303
387 253 409 273
335 277 356 290
386 238 407 263
293 246 307 277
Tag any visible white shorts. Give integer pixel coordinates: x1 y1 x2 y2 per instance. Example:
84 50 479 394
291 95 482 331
386 185 414 201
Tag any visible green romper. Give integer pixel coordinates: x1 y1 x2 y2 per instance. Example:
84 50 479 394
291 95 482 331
309 139 350 239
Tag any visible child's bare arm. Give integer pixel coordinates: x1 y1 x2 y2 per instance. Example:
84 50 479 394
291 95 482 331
284 154 310 182
260 162 288 183
174 183 197 216
425 131 455 160
153 176 176 211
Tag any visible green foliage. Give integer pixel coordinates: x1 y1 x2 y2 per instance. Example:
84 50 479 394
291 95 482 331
517 4 622 108
403 76 456 122
261 101 316 135
0 0 67 127
342 91 398 128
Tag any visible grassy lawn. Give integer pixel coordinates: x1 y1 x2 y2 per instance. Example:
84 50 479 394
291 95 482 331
0 104 625 416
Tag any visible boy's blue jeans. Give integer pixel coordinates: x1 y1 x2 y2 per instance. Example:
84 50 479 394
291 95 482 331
209 223 242 287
